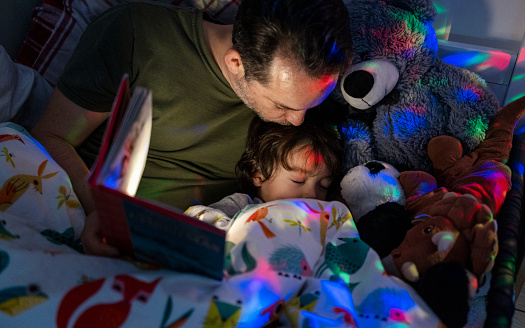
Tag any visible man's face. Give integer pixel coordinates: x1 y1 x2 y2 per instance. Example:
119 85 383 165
231 57 339 126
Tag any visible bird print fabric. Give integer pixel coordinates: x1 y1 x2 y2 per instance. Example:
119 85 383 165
0 122 441 327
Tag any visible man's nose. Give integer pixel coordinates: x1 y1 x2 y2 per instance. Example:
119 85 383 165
286 110 306 126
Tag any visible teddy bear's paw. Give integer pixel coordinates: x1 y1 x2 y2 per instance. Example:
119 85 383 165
427 136 463 172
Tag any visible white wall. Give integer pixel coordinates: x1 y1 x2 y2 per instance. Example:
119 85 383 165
433 0 525 105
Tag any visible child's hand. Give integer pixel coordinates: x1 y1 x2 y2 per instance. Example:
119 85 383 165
186 205 233 231
80 211 120 257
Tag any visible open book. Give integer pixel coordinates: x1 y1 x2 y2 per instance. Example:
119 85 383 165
87 75 226 280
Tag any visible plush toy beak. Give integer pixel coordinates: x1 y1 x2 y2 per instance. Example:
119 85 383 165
340 59 399 110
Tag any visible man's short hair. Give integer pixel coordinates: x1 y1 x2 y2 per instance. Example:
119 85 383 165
232 0 353 84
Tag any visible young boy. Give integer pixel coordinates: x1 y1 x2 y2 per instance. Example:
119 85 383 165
185 115 343 230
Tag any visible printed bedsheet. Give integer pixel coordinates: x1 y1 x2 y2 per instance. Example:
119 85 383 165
0 122 440 327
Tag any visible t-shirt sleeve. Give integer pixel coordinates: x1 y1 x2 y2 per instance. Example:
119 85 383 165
57 2 135 112
208 193 256 217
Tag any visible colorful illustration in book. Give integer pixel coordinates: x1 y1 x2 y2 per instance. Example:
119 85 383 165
104 120 145 192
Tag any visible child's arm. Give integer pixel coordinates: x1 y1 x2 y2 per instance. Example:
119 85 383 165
208 192 262 217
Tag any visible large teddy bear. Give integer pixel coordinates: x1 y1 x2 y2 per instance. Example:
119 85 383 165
334 0 501 173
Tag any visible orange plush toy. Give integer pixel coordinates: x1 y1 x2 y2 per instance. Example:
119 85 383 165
382 95 525 285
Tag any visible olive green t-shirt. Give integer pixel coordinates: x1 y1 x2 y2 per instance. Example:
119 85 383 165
57 1 255 209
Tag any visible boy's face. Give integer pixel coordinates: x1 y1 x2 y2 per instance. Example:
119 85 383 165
253 146 333 202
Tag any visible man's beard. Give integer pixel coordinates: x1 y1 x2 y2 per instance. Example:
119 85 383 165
230 77 290 125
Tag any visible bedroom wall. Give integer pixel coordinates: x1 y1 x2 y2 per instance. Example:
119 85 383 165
433 0 525 106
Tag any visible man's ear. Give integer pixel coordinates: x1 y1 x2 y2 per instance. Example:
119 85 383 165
224 48 244 76
252 171 265 187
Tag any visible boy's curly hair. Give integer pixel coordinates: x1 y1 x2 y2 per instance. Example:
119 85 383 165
236 115 343 197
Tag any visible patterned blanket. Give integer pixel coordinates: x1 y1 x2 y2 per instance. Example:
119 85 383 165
0 122 441 327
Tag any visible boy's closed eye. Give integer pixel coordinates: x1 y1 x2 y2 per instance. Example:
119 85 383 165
318 183 330 190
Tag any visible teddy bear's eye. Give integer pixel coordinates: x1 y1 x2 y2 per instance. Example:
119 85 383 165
423 225 434 234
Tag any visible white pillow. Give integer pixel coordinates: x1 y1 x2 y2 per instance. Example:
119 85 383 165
0 45 52 130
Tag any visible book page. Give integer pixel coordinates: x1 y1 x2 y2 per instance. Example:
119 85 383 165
97 88 152 196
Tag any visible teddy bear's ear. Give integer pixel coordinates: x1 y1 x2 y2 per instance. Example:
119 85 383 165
340 59 399 110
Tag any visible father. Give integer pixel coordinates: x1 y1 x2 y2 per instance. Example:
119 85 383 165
30 0 353 254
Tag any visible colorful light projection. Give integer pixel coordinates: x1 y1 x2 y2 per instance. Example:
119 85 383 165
508 48 525 104
439 50 512 77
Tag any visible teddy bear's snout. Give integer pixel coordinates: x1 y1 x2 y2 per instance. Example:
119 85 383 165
340 59 400 110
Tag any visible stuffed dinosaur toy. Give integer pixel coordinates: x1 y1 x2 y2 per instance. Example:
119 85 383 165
334 0 501 173
383 95 525 285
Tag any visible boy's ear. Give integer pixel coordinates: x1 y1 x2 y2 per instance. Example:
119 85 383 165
252 171 265 187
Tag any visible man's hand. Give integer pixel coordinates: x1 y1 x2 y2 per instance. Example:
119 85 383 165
81 211 120 257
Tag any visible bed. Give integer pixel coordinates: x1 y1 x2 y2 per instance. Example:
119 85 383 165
1 0 524 327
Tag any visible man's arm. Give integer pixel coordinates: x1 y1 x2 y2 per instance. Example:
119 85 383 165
30 88 110 215
30 88 119 256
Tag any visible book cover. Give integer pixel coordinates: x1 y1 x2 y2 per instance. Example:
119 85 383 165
87 75 226 280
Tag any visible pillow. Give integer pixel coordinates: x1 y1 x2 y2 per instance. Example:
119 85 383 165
15 0 241 86
0 122 85 242
0 45 52 130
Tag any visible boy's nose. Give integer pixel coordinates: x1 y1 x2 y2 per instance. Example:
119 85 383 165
285 110 306 126
302 188 317 199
